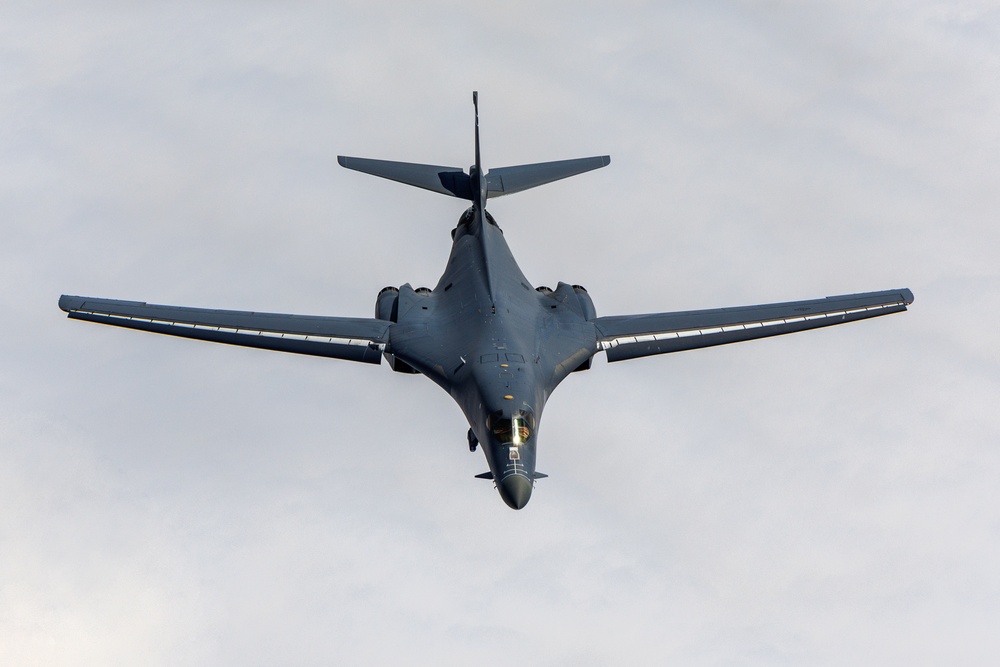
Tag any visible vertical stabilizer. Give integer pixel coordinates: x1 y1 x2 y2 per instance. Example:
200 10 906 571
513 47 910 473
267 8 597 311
472 91 486 211
473 91 481 174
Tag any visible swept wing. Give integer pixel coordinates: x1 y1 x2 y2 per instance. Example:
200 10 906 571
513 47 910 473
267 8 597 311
59 295 389 363
594 288 914 362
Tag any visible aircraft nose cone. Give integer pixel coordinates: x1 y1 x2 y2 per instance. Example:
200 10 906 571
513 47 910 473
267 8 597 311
498 474 533 510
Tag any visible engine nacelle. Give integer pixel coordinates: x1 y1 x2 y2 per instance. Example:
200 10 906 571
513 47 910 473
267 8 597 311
538 282 598 321
572 286 597 372
535 283 597 372
375 286 399 322
375 286 420 373
572 285 597 321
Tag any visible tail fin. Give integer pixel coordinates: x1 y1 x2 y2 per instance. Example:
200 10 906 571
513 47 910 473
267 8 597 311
337 92 610 204
472 90 485 210
473 90 482 176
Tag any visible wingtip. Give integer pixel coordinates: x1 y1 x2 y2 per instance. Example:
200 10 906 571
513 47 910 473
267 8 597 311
58 294 83 313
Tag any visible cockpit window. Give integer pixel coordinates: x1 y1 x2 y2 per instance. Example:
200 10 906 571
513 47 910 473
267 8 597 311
488 410 534 445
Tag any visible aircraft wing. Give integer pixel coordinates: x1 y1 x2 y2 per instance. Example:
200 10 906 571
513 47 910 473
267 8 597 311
58 295 390 364
593 288 914 362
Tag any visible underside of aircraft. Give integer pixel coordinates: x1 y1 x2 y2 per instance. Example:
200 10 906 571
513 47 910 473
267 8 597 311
60 92 913 509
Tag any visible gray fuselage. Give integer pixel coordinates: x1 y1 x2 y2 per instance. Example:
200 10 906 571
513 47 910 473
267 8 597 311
385 206 597 508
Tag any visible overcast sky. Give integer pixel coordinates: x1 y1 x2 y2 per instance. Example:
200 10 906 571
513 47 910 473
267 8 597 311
3 2 999 665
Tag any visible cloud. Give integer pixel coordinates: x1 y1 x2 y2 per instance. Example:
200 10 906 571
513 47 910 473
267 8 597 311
3 2 999 664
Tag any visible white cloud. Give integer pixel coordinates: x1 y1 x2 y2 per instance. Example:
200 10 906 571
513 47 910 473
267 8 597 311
2 1 998 665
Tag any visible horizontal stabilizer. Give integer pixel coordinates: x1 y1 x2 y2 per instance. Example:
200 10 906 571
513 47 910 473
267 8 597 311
337 156 474 199
486 156 610 198
474 471 549 480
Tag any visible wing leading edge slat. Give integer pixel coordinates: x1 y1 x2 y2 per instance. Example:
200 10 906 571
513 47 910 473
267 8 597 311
594 288 913 362
59 295 390 364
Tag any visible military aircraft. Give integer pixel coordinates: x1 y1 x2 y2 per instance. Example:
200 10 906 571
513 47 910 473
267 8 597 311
59 92 913 509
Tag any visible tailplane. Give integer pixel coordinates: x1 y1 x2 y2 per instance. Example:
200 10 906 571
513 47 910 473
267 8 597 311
337 92 609 204
484 156 610 198
336 157 474 199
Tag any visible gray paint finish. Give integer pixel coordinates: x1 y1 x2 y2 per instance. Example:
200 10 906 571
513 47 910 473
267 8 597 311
58 94 912 509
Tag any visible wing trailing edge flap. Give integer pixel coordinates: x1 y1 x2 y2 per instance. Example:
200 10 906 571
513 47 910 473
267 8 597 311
595 288 914 362
485 156 610 198
59 295 390 364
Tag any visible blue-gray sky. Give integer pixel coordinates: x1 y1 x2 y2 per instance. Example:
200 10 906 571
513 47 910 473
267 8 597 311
3 2 999 664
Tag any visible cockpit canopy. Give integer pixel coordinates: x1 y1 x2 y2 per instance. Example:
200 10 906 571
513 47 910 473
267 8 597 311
488 409 535 445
